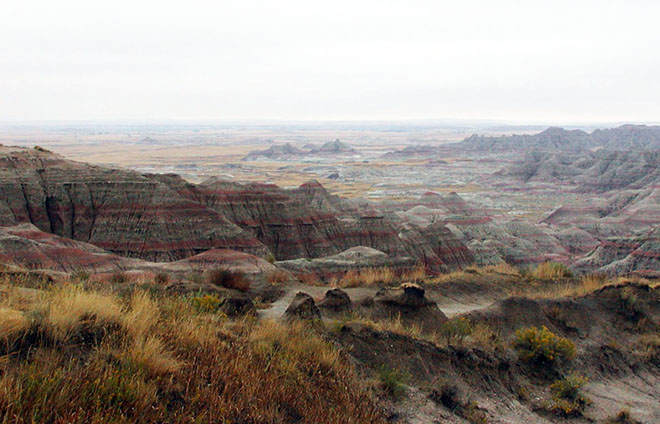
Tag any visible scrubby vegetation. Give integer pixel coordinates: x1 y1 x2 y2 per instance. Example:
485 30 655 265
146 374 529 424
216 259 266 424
0 281 384 423
190 293 222 313
548 373 589 417
437 317 472 346
377 365 408 400
513 325 576 365
429 382 488 424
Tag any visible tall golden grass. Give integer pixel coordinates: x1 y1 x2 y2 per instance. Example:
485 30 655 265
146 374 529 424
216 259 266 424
0 279 384 423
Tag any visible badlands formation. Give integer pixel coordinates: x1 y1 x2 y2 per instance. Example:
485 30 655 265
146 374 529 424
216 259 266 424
0 124 659 423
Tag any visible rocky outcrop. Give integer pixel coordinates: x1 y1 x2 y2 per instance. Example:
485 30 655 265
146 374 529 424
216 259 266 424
366 283 448 331
501 150 660 191
243 143 305 160
309 139 359 155
285 292 321 320
219 297 257 317
573 228 660 276
318 288 352 311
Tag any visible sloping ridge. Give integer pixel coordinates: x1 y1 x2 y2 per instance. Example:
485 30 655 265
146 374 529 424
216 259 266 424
0 146 474 271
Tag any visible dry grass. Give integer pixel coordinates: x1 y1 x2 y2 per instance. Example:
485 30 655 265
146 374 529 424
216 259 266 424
531 262 573 281
0 307 29 347
508 274 650 299
46 285 123 343
336 267 397 288
402 263 427 283
428 262 520 286
467 323 503 353
297 272 321 285
0 277 384 423
266 269 290 285
338 313 423 341
126 335 181 377
121 291 160 339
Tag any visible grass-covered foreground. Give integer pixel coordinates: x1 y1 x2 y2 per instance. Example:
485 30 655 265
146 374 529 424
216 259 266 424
0 277 383 423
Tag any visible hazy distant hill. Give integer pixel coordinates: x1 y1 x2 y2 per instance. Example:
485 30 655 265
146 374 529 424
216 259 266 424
453 124 660 152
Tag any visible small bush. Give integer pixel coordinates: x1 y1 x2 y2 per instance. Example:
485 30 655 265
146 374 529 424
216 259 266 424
549 373 589 417
265 253 276 264
429 383 487 423
33 145 51 153
430 382 461 409
532 262 573 280
110 271 127 285
619 287 644 320
638 333 660 364
190 294 222 313
154 272 169 285
206 269 251 292
468 323 502 352
377 365 408 400
438 317 472 346
513 326 575 365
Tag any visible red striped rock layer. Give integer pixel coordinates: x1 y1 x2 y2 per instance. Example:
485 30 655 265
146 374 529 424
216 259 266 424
0 147 474 272
0 147 266 261
183 178 410 261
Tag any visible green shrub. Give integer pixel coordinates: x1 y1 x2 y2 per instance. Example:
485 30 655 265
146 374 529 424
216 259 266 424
438 317 472 346
377 365 408 400
266 253 276 264
549 373 589 417
513 326 576 365
190 294 222 313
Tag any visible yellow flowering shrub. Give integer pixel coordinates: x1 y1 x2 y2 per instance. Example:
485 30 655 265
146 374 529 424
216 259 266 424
513 326 576 365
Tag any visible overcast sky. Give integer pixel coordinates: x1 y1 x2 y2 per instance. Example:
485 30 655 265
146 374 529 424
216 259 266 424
1 0 659 123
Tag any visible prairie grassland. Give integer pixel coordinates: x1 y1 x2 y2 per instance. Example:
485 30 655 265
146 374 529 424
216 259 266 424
0 279 384 424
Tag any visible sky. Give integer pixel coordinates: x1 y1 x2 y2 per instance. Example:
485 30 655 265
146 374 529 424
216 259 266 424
1 0 659 123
